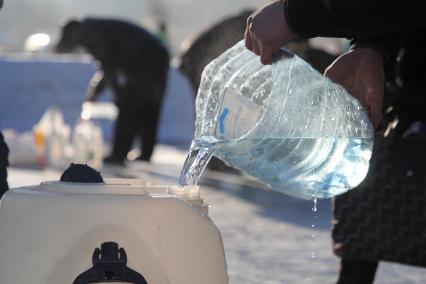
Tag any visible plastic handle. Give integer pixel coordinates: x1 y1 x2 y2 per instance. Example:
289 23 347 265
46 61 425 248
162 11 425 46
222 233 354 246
273 47 295 63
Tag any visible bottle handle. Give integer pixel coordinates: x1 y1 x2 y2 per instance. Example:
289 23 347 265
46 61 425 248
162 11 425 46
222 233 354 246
272 48 294 63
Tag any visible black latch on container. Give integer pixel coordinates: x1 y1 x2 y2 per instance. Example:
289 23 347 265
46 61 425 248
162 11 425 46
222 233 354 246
73 242 148 284
60 163 104 183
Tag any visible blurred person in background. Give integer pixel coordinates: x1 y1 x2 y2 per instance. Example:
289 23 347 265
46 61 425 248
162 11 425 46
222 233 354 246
0 0 9 198
178 9 254 94
156 21 171 52
0 132 9 198
56 18 169 165
245 0 425 283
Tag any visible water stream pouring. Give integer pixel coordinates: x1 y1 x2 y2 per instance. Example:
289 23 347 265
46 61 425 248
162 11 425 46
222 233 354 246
180 40 374 200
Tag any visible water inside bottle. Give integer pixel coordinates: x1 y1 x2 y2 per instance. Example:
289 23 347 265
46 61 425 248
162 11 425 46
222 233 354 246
179 40 374 199
179 136 373 199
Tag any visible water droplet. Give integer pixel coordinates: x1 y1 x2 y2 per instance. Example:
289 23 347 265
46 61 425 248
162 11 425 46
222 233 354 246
312 196 317 212
308 197 318 283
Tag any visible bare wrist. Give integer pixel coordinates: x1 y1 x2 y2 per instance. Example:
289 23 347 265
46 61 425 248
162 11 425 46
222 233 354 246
351 46 384 61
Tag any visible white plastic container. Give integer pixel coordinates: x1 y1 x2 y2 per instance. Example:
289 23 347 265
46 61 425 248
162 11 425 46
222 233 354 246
0 179 228 284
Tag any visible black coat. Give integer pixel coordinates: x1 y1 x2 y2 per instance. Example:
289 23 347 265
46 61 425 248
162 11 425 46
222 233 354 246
0 132 8 168
77 18 169 74
285 0 425 41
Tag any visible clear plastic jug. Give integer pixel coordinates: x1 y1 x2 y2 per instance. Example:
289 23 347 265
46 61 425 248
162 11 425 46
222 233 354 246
181 40 374 200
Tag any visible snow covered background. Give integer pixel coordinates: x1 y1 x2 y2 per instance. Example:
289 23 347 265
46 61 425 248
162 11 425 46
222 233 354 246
0 55 195 148
1 56 426 283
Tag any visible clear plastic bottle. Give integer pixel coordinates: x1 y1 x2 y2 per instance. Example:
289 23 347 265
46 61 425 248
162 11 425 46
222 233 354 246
181 40 374 200
72 119 103 170
33 106 70 169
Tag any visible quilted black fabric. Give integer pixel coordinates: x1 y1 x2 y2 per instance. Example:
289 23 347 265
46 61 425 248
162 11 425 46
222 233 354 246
333 134 426 267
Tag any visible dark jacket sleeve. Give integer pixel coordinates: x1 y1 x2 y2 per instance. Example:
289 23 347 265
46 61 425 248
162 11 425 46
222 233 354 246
350 31 411 53
284 0 425 39
0 132 9 168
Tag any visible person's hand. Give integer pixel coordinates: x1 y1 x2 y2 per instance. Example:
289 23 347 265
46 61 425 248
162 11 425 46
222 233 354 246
245 0 296 64
324 47 384 129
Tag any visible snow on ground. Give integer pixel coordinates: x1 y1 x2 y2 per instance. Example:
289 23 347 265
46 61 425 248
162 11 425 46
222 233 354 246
2 57 426 283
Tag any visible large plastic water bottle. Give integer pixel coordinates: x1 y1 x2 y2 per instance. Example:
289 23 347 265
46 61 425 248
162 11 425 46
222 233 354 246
181 40 374 200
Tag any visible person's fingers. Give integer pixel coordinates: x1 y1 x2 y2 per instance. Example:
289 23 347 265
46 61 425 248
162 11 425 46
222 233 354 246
260 46 274 65
327 67 382 128
324 65 347 89
366 82 384 129
369 103 382 129
324 63 340 82
244 27 253 51
325 48 385 129
260 52 273 65
248 18 263 56
323 64 333 76
324 58 347 81
366 92 382 129
245 16 253 51
362 63 384 128
246 12 254 25
325 59 358 96
251 35 261 56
